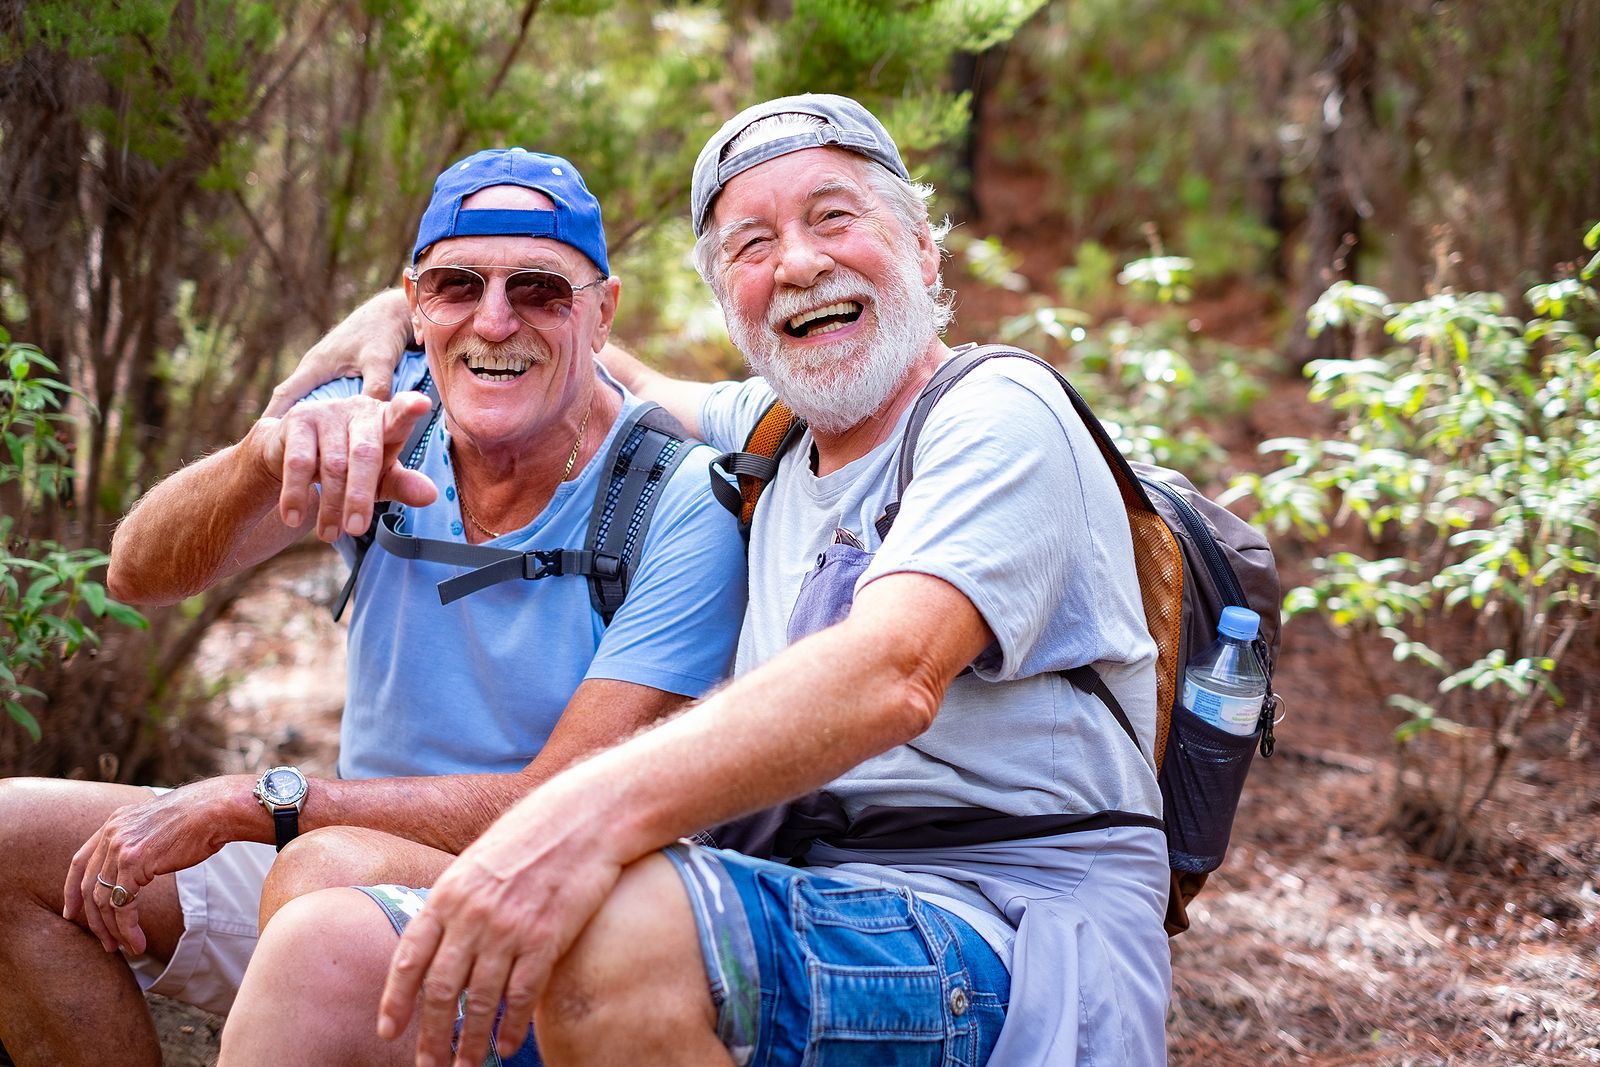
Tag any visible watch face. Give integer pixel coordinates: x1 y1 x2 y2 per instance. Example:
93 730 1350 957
263 768 304 804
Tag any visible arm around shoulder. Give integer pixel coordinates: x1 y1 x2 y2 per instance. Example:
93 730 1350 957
599 342 714 440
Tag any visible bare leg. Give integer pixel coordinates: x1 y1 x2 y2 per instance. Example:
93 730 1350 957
220 887 415 1067
0 779 186 1067
536 853 734 1067
258 826 454 929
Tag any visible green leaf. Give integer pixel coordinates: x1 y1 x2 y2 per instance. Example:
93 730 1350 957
81 581 107 616
103 601 149 630
4 700 41 743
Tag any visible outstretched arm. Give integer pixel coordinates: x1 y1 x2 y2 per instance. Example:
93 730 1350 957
108 392 436 605
597 344 715 440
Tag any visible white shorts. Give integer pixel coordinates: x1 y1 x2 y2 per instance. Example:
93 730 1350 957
126 839 274 1016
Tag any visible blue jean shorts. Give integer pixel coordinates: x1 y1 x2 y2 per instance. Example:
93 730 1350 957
663 842 1011 1067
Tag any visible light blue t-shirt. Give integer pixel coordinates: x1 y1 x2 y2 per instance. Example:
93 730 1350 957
310 353 747 779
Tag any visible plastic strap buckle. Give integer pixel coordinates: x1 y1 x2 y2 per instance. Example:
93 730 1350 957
522 550 566 580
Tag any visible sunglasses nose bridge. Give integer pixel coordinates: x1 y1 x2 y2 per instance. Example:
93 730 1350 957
471 272 525 339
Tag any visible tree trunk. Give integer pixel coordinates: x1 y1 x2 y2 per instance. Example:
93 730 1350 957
1287 1 1378 369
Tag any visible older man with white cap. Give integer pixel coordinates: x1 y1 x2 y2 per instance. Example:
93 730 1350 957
0 147 745 1067
223 94 1171 1067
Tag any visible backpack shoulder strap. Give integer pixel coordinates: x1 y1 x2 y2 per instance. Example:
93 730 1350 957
709 397 807 536
582 401 693 623
879 344 1161 534
876 343 1183 769
331 365 441 621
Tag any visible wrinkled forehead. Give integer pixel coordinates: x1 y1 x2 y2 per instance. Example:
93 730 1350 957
708 146 877 230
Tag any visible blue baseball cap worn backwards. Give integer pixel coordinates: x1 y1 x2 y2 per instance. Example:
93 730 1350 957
691 93 910 237
412 148 609 276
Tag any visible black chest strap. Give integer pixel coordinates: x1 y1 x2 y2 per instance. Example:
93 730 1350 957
347 400 690 623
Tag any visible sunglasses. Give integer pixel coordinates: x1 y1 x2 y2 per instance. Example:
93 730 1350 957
406 265 607 331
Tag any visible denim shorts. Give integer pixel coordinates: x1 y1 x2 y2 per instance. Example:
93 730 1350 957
664 842 1011 1067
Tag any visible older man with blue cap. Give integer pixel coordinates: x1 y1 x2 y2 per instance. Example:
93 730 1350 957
0 147 746 1067
222 94 1171 1067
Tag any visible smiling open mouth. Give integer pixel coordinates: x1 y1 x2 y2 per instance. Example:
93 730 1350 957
464 351 535 381
784 301 863 338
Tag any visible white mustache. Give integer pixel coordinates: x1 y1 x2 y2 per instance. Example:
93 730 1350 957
765 275 874 331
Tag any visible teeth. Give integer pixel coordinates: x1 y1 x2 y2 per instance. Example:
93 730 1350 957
463 351 536 381
786 302 861 332
465 352 531 373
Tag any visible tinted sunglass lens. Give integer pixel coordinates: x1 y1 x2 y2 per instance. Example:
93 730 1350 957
419 268 484 325
506 271 575 328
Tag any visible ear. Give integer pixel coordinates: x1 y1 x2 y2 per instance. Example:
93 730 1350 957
914 221 939 290
589 276 621 353
402 269 427 339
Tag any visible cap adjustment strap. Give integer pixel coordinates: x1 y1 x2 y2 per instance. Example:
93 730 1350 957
448 208 560 241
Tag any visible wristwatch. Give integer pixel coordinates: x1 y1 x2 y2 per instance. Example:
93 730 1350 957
253 766 309 851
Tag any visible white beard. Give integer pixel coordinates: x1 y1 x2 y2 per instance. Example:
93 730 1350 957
726 255 938 436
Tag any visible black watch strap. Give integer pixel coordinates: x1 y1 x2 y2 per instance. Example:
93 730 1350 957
272 807 300 851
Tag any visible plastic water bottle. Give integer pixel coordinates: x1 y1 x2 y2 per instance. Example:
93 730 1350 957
1182 606 1268 736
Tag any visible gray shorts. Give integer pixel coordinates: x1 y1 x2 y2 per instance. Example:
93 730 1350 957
125 839 273 1016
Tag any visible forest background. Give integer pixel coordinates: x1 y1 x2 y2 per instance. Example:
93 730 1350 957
1 0 1597 1063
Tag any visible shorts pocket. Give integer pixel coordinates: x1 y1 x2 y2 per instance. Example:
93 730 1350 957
805 963 949 1067
1160 703 1258 874
790 883 956 1067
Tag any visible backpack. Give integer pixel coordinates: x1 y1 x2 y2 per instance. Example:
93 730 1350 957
333 362 693 624
711 343 1282 936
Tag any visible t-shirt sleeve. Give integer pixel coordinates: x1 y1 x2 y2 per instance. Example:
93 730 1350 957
697 376 782 453
584 441 749 697
858 360 1138 682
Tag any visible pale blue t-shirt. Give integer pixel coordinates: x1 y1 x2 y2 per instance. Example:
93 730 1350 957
698 356 1161 820
309 353 747 779
697 354 1172 1064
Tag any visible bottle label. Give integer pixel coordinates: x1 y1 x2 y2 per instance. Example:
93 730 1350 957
1182 678 1261 734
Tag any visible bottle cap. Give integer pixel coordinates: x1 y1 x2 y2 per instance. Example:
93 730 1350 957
1218 606 1260 641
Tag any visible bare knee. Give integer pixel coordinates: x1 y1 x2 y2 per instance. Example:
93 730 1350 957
260 827 451 929
223 887 400 1064
536 853 715 1059
261 827 388 927
249 887 399 1012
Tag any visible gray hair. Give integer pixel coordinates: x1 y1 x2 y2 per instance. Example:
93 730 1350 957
691 113 954 334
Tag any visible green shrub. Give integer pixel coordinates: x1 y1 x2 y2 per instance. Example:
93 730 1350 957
1228 226 1600 858
1 329 145 742
997 253 1267 480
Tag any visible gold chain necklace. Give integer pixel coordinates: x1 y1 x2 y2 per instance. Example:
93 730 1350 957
456 398 593 540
